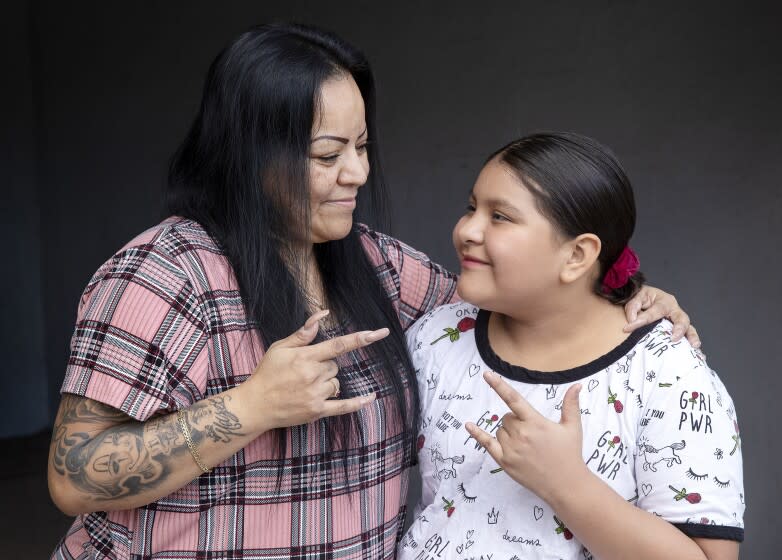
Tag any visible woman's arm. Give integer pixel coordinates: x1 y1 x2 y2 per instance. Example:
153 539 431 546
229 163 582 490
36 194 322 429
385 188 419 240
48 390 254 515
624 285 700 347
48 313 382 515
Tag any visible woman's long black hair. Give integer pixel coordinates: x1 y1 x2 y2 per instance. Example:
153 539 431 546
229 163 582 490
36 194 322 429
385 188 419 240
489 132 645 304
167 23 418 471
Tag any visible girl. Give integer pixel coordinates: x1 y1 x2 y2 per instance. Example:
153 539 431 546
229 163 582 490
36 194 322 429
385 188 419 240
400 133 743 560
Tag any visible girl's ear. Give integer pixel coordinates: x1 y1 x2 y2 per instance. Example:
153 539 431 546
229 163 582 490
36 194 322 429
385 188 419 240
560 233 601 285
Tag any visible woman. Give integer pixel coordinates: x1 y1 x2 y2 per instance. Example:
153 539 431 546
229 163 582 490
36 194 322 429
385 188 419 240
47 24 694 559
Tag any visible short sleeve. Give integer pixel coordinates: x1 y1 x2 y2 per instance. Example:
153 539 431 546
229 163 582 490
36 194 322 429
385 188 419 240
358 224 459 331
634 349 744 541
61 242 210 421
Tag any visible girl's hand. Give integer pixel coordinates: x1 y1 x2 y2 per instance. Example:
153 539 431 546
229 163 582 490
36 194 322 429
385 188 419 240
623 285 700 348
465 372 589 506
245 310 381 432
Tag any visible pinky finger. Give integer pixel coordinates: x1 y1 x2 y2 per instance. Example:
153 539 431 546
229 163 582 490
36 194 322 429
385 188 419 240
465 422 504 463
321 393 376 418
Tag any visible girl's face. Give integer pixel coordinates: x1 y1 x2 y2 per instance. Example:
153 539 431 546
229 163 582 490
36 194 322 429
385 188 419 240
452 159 570 313
308 74 370 244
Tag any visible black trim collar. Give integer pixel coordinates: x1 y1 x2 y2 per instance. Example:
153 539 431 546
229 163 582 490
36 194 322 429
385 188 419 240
475 309 661 385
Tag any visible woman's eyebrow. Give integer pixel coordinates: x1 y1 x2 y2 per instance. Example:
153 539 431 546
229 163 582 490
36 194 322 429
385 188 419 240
312 135 348 144
311 127 368 144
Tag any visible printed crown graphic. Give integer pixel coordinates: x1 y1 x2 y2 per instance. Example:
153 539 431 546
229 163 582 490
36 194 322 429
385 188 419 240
487 507 499 524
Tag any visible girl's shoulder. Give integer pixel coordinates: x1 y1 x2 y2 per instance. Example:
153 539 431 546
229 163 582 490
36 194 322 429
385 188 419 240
408 301 478 338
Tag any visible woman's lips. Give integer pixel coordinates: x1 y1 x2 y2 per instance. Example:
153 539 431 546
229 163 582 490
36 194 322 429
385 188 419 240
325 198 356 209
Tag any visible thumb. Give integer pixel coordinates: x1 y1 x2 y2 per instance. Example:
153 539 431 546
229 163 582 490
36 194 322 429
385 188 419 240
273 310 329 349
560 384 583 428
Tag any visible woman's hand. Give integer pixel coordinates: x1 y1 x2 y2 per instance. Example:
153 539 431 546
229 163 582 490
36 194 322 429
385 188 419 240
465 372 589 506
623 285 700 348
244 310 382 432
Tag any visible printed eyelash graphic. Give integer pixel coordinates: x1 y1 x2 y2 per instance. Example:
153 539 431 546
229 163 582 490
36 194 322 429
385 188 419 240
713 476 730 488
686 468 708 481
457 482 477 503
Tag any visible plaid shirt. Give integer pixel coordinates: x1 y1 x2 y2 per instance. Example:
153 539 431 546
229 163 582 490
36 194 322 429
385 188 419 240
53 217 457 560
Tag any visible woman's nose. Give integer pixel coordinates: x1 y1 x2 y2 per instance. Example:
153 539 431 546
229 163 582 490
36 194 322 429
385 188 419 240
338 148 369 187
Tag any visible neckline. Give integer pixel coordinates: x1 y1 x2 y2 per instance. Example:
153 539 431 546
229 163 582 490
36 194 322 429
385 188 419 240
474 309 661 384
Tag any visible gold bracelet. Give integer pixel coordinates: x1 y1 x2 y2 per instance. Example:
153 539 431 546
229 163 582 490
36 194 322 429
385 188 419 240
177 409 211 473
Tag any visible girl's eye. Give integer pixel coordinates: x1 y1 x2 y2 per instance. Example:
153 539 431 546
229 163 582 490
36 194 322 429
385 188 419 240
316 154 339 163
465 204 476 213
357 143 369 153
492 212 509 222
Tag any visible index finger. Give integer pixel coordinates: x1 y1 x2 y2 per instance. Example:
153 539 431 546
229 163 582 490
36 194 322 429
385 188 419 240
483 371 539 420
308 328 390 361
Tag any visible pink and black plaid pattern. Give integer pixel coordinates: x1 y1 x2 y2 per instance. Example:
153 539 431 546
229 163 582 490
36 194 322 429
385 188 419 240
53 217 458 560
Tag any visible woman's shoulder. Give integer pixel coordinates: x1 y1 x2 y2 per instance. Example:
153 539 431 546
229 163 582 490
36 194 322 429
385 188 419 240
85 216 228 295
115 216 218 256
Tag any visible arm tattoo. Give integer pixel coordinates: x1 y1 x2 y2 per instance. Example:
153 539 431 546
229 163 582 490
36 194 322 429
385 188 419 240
50 394 244 502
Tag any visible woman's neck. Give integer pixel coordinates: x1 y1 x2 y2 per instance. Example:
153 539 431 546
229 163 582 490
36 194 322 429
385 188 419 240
488 291 630 372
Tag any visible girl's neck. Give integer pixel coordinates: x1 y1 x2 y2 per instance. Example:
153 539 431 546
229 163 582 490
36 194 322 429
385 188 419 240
488 291 630 372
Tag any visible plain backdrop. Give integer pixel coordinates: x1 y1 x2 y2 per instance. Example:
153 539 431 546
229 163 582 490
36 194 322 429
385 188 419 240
3 1 780 556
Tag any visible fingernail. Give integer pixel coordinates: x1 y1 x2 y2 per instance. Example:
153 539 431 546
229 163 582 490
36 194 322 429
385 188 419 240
365 328 389 342
483 371 496 382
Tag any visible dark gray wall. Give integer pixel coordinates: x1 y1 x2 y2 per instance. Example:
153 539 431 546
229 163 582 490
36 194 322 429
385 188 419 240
5 1 779 556
1 1 49 437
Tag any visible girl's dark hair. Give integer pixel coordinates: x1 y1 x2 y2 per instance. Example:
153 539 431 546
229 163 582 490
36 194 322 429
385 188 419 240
489 132 645 304
167 23 417 471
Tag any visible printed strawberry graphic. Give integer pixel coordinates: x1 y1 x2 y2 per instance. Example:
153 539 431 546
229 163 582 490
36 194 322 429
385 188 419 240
430 317 476 345
417 434 425 450
554 515 573 540
669 485 702 504
607 387 623 413
608 435 621 449
485 414 500 428
730 421 741 456
689 391 699 404
442 497 456 517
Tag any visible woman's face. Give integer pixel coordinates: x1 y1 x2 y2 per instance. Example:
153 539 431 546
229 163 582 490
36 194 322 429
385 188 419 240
452 159 569 313
308 74 370 244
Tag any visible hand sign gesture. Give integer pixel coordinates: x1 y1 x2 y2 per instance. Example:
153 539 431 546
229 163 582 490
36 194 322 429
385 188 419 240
465 372 588 505
246 310 383 431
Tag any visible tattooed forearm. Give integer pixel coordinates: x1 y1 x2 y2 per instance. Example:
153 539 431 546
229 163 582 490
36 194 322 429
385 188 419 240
195 395 244 443
50 394 244 502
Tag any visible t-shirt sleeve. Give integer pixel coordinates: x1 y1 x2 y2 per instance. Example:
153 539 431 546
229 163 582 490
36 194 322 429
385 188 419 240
358 225 459 332
61 243 210 421
634 348 744 541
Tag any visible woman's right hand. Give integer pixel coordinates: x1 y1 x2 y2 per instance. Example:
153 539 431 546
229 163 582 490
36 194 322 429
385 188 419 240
244 310 384 431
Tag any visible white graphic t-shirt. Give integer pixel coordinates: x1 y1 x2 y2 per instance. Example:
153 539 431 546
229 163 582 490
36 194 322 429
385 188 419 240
399 302 744 560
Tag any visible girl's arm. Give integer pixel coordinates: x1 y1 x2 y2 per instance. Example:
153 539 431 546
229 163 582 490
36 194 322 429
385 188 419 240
546 465 737 560
465 372 738 560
